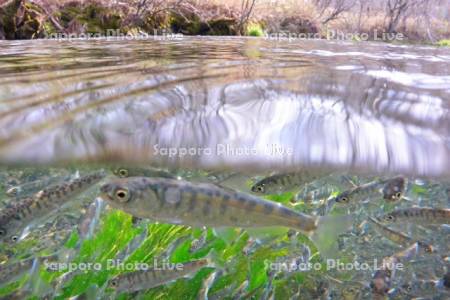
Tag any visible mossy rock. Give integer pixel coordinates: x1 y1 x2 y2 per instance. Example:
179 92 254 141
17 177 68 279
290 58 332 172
169 12 202 35
140 13 170 33
15 2 46 39
0 0 23 39
59 2 83 27
58 1 122 34
170 12 237 36
80 3 122 34
205 18 238 36
279 16 318 34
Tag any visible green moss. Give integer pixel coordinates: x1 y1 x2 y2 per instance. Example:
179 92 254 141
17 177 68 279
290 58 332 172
246 23 264 37
169 12 203 35
206 18 238 35
58 2 122 35
169 12 238 36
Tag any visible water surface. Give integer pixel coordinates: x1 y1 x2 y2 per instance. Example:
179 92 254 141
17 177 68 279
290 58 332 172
0 37 449 178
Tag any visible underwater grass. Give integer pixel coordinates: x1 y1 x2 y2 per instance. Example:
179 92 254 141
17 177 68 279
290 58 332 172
1 175 355 299
32 209 295 299
42 210 142 298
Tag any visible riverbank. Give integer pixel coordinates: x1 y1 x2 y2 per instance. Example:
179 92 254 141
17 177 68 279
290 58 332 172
1 0 450 44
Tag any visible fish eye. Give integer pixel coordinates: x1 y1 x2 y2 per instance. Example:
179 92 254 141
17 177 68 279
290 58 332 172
337 196 348 203
384 214 395 222
395 192 402 199
253 185 264 193
110 279 118 287
114 188 130 202
0 228 6 236
117 168 129 178
11 235 18 242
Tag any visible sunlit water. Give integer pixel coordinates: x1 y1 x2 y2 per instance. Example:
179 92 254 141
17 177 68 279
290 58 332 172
0 37 449 299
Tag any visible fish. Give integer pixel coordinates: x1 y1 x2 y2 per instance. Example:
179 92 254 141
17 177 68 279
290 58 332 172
0 172 105 243
112 166 175 179
99 177 352 259
370 242 423 299
77 197 105 241
251 171 324 195
99 177 352 235
205 171 239 184
334 177 406 205
396 279 447 298
189 229 208 253
107 258 209 293
0 253 58 286
340 282 364 300
379 207 450 224
198 270 218 300
367 217 433 253
334 180 383 204
381 176 406 202
5 176 68 198
0 257 36 286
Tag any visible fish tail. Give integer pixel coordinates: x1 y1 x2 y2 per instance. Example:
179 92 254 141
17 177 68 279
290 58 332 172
310 214 354 259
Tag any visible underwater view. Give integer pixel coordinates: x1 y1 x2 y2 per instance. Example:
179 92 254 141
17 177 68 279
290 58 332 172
1 1 450 299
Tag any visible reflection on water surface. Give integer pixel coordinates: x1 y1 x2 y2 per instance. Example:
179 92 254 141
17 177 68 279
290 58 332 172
0 37 449 178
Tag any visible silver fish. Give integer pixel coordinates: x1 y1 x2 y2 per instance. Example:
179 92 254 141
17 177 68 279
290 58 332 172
334 180 382 205
100 177 353 263
5 176 69 198
396 279 446 298
0 172 105 243
379 207 450 224
99 177 321 233
0 257 36 286
112 166 175 179
251 171 324 195
367 217 434 254
77 197 105 241
107 258 209 293
0 253 58 286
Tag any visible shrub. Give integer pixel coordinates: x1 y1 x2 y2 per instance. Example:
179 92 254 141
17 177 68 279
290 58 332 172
246 22 263 36
437 39 450 46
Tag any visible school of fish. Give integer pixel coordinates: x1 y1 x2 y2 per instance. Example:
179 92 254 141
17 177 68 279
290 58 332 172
0 166 448 299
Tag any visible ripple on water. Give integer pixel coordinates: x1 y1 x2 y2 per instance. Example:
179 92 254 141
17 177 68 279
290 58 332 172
0 37 448 178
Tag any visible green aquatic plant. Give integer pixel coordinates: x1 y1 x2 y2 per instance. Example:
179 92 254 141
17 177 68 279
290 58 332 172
246 23 264 37
40 210 142 298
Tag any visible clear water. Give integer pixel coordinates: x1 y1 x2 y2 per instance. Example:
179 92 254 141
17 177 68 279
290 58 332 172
0 37 449 299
